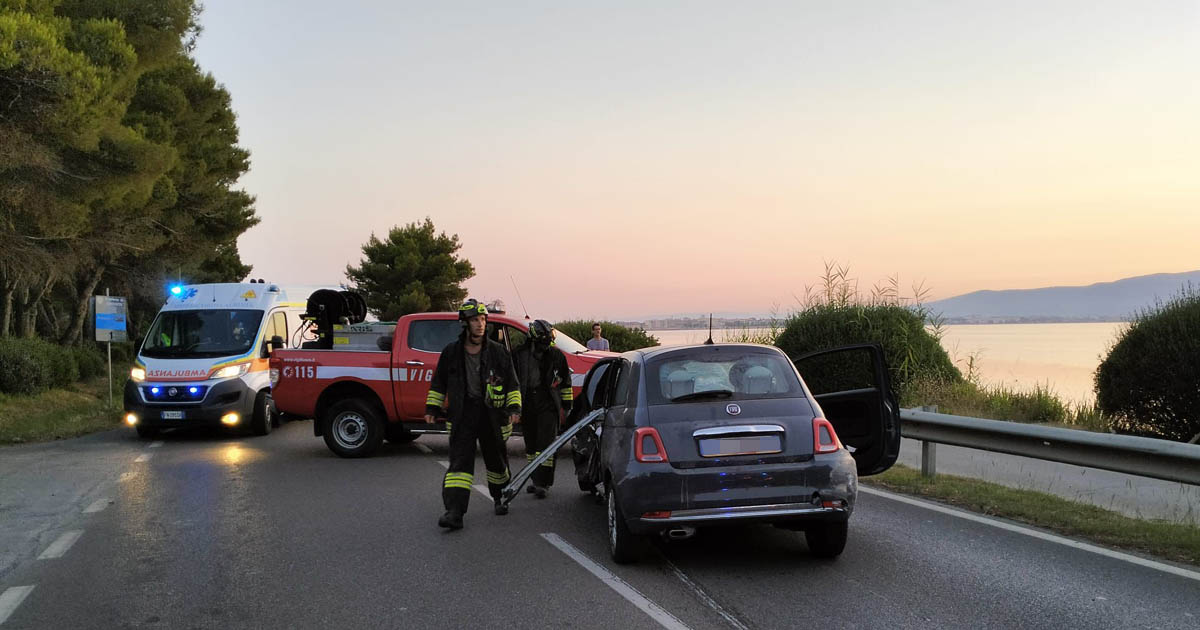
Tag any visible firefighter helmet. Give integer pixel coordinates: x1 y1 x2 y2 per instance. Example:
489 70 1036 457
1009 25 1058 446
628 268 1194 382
458 299 488 322
529 319 554 347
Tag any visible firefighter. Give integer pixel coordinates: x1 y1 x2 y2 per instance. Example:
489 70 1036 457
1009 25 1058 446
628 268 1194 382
511 319 573 498
424 299 522 530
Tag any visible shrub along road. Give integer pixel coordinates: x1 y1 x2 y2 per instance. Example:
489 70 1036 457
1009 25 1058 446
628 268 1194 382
1 422 1197 629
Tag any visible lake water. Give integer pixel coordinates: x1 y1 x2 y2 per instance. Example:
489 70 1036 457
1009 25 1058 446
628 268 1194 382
646 322 1127 405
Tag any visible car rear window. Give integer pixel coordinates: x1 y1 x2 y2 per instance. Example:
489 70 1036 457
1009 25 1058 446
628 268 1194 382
645 346 801 405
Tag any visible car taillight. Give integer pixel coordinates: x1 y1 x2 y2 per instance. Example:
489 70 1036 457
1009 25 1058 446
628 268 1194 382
634 427 669 463
813 417 842 454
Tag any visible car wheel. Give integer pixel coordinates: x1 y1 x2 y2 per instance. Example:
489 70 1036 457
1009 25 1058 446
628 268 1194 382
135 425 159 439
385 423 418 444
805 520 848 559
322 399 384 458
249 391 274 436
606 485 642 564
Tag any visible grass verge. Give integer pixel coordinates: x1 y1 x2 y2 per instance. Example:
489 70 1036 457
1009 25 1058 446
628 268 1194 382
0 377 122 445
868 464 1200 567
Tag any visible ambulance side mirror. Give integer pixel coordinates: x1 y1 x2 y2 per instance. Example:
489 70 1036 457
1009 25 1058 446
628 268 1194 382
263 335 284 357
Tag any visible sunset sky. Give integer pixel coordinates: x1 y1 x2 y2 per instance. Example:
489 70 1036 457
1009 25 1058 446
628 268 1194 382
191 1 1199 321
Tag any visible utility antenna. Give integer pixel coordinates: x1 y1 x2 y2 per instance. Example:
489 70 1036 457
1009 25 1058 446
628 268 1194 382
510 276 531 319
704 313 714 345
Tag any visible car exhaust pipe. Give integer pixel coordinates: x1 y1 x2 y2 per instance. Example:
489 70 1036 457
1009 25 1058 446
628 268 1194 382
664 527 696 540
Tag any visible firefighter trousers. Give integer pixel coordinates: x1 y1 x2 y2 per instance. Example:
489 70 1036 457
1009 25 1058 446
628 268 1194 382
522 395 559 488
443 398 510 514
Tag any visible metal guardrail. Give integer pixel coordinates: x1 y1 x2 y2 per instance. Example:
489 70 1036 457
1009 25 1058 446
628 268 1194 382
899 408 1200 486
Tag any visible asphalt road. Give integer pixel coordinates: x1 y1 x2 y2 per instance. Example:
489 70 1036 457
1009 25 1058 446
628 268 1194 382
1 422 1197 629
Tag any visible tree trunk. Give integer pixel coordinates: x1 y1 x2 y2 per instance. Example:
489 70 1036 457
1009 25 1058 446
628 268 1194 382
62 265 105 346
0 278 14 337
15 285 30 337
40 301 61 340
19 275 54 338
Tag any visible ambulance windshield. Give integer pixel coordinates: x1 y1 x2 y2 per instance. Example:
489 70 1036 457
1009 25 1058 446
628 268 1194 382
141 309 264 359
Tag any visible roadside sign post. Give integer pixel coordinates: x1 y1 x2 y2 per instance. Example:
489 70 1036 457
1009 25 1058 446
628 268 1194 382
94 291 128 407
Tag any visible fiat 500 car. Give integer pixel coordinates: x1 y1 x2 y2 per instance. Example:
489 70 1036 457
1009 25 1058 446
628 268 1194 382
565 342 900 563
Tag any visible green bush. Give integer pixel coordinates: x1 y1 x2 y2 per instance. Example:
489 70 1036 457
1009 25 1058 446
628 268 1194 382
74 345 106 380
553 320 660 352
774 304 961 399
1095 287 1200 441
47 349 79 387
0 338 56 395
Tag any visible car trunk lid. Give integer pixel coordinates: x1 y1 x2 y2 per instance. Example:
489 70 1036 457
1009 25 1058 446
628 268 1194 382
646 398 816 469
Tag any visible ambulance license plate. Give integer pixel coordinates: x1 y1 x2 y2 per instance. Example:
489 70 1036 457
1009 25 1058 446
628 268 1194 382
160 410 184 420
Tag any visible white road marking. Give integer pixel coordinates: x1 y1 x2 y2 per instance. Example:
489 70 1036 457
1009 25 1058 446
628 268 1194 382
662 557 749 630
134 453 151 463
541 533 691 630
437 460 448 468
0 586 36 626
118 472 136 482
149 441 164 448
83 499 110 514
38 530 83 560
415 443 432 454
860 485 1200 583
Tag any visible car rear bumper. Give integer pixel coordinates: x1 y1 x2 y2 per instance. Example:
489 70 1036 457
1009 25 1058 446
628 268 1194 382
123 378 258 429
615 451 858 535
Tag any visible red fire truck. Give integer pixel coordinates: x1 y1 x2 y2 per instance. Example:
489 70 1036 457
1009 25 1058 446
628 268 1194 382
269 310 612 457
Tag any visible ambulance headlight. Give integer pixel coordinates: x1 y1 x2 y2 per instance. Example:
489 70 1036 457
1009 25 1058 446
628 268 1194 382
130 367 146 382
211 362 251 380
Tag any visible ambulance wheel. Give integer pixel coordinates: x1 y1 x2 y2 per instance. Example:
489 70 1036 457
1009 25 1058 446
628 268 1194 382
606 485 643 564
385 424 418 444
249 391 274 436
135 425 159 439
323 399 384 458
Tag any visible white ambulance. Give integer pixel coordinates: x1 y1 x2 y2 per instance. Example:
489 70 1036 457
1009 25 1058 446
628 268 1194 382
123 282 317 438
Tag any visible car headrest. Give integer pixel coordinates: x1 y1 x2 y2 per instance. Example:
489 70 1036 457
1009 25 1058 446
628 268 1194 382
664 370 695 398
744 365 774 394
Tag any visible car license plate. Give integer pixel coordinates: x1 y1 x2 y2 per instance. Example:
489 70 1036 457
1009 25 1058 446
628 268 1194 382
699 435 782 457
160 410 184 420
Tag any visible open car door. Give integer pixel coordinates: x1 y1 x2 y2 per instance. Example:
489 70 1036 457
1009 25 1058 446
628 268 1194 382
791 344 900 476
500 358 620 504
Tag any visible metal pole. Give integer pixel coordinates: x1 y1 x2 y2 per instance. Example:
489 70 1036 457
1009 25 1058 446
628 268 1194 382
106 288 112 407
919 405 938 478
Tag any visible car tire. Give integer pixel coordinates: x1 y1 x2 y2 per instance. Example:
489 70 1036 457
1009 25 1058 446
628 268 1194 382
322 399 384 458
135 425 159 439
606 485 642 564
385 423 418 444
805 520 848 559
249 391 274 436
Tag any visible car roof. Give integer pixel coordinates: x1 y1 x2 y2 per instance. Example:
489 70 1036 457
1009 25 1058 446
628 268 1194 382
633 342 785 362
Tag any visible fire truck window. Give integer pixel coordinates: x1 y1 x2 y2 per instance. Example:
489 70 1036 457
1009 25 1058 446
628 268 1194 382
408 320 461 353
506 325 528 351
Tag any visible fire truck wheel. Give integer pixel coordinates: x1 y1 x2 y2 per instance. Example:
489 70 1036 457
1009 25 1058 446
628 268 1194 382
323 399 384 458
385 424 418 444
249 391 274 436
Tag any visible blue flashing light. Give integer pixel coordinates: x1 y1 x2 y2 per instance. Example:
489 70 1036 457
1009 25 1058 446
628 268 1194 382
151 387 161 395
170 285 183 296
188 387 199 395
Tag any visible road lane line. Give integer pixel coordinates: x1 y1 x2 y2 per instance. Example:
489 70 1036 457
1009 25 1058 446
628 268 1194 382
662 557 749 630
83 499 110 514
149 441 164 448
134 453 152 463
118 472 136 482
415 443 432 454
861 485 1200 583
0 586 35 626
541 533 691 630
38 530 83 560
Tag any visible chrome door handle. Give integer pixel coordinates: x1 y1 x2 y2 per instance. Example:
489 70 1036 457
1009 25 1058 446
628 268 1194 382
405 360 425 366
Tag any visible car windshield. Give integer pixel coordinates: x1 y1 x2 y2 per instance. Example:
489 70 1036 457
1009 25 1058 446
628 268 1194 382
646 346 800 405
551 329 589 354
141 309 263 359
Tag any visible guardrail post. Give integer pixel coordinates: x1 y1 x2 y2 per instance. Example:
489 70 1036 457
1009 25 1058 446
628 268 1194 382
919 405 938 478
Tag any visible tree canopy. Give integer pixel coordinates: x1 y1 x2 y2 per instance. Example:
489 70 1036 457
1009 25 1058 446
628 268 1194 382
344 218 475 321
1 0 256 344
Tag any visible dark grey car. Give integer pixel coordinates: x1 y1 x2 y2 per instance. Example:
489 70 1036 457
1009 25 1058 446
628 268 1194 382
561 342 901 563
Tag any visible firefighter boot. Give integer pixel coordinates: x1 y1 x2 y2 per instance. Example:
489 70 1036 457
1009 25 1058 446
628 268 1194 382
438 510 464 530
494 499 509 516
531 485 547 499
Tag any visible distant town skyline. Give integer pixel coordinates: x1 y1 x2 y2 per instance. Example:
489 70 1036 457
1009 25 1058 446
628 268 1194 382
192 1 1199 322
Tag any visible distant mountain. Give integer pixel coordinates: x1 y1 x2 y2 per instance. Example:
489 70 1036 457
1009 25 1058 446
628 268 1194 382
927 271 1200 322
